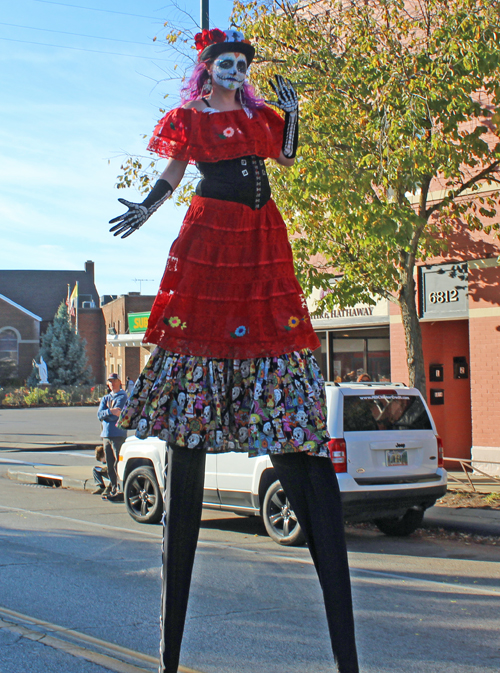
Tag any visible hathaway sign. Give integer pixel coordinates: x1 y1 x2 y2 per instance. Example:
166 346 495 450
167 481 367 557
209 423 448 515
128 312 150 333
307 288 389 327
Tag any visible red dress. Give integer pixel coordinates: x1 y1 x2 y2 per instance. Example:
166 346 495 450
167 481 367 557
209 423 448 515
119 104 329 457
143 105 320 359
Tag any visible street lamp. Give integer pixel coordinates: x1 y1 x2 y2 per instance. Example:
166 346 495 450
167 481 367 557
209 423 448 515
201 0 209 29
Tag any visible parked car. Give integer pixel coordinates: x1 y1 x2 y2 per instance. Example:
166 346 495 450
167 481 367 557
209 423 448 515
117 382 447 545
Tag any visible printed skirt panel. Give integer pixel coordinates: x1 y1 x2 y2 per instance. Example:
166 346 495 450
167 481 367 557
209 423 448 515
118 347 330 458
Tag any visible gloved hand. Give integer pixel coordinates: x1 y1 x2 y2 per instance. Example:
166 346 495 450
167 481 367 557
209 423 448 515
109 179 173 239
267 75 299 158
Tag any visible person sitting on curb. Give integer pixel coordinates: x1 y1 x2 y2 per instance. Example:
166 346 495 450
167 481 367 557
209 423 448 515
91 444 109 495
97 373 128 500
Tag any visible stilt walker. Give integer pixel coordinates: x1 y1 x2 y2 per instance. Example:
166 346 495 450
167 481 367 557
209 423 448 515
110 28 359 673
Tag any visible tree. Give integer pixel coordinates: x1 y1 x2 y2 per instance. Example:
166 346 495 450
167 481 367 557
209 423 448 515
30 303 93 386
117 0 500 397
228 0 500 397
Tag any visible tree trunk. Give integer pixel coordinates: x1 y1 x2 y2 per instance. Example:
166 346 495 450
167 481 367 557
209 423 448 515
398 271 427 400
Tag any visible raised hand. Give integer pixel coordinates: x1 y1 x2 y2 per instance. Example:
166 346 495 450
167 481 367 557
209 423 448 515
267 75 299 159
267 75 298 114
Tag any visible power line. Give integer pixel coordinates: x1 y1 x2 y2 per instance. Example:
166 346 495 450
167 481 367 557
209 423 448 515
0 36 170 61
32 0 164 21
0 21 153 45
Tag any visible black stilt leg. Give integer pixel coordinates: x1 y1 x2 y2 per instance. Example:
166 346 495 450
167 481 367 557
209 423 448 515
270 452 359 673
159 445 207 673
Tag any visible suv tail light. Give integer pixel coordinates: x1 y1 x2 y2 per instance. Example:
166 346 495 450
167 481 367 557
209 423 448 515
328 438 347 473
436 436 444 468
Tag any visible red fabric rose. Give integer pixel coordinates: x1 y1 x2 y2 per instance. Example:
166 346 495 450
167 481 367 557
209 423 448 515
194 32 204 52
209 29 226 44
194 28 227 53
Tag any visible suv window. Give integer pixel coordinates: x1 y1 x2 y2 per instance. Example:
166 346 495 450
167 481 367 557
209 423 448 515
343 394 433 432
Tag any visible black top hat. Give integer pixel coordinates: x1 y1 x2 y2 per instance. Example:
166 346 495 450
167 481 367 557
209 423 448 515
196 28 255 65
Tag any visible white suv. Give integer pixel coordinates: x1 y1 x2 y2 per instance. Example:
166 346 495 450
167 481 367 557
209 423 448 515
117 382 447 545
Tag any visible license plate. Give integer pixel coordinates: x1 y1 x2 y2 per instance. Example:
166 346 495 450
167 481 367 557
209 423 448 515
386 449 408 466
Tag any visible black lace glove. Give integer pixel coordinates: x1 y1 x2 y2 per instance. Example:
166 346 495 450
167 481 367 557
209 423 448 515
267 75 299 158
109 179 173 239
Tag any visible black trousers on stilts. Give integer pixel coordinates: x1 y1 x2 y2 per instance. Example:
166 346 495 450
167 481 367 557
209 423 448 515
159 445 206 673
270 453 359 673
159 448 358 673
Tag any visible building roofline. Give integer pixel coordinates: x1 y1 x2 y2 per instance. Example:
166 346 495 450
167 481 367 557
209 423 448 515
0 294 42 321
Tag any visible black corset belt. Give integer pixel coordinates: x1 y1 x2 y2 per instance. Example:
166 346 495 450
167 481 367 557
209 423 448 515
195 155 271 211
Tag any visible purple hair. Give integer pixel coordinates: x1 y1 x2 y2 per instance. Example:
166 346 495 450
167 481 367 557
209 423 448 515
180 61 265 110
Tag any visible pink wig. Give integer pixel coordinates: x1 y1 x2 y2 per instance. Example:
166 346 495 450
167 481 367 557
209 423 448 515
180 61 265 110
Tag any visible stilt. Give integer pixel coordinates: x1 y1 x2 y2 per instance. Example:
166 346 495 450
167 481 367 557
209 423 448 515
159 445 206 673
270 452 359 673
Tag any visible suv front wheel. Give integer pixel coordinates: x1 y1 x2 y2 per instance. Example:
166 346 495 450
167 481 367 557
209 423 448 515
374 508 425 537
262 480 306 546
124 466 163 524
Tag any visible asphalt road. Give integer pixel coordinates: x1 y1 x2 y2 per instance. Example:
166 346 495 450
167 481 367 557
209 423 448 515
0 406 102 446
1 450 499 673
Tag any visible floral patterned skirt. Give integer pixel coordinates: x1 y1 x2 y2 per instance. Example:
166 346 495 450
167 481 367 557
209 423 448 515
118 347 330 457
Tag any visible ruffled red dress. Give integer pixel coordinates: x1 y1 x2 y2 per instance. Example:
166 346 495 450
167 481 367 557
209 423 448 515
144 105 319 359
119 104 329 457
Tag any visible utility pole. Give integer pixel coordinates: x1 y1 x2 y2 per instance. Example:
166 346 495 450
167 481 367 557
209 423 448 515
200 0 209 29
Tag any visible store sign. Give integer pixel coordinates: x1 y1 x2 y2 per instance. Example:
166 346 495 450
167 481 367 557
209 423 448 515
128 312 150 333
420 263 468 319
307 288 389 327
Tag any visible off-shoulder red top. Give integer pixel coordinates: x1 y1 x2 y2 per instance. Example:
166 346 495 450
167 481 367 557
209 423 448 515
147 105 285 163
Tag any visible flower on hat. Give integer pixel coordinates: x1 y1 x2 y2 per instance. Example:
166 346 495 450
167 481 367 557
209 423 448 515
194 28 227 53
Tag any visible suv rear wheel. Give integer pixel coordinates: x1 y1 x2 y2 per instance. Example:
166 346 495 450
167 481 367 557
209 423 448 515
262 480 305 546
374 508 425 537
124 466 163 524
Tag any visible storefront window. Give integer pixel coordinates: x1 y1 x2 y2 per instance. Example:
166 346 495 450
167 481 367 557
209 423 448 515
313 331 328 380
328 330 390 382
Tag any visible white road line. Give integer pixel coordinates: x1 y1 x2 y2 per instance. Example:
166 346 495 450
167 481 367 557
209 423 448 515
0 504 162 539
51 451 96 458
0 458 51 465
1 504 499 598
0 606 203 673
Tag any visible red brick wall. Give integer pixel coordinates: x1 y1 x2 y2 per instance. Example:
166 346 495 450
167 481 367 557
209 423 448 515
77 309 106 384
469 314 500 448
0 298 41 380
102 295 156 384
467 263 500 450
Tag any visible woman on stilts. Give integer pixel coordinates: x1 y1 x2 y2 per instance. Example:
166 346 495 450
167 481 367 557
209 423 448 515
109 28 359 673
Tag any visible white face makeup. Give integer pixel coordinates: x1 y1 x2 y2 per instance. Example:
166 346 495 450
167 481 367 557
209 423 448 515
212 52 248 90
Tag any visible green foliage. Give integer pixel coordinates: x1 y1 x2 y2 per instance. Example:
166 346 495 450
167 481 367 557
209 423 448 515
232 0 500 308
229 0 500 392
37 303 94 386
115 0 500 393
0 384 106 407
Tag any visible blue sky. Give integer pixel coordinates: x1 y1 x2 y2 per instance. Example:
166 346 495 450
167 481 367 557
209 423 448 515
0 1 235 297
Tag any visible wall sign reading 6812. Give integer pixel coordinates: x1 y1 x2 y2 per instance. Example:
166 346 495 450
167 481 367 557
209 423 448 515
428 289 459 304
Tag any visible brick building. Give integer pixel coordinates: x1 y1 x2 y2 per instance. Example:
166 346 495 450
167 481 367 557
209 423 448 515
0 261 105 383
0 295 41 380
311 205 500 475
102 293 156 382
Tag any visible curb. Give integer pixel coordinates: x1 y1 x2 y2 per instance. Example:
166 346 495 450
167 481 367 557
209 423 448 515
7 468 92 491
0 442 101 452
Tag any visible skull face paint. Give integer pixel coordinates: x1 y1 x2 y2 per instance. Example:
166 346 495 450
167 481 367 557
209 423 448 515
212 52 247 90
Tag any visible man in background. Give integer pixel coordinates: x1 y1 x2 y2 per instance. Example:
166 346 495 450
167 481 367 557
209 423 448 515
97 373 128 500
